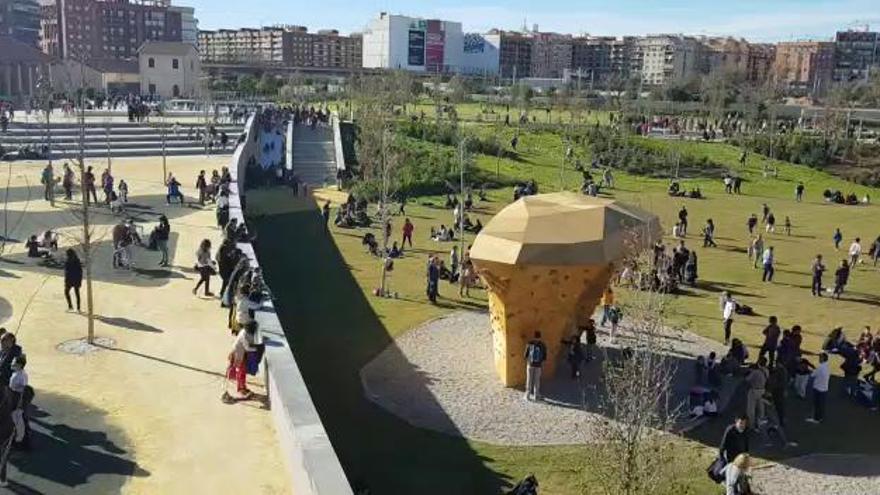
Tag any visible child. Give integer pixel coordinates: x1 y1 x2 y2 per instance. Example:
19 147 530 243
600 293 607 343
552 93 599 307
608 305 622 341
118 179 129 203
794 357 815 399
784 216 791 236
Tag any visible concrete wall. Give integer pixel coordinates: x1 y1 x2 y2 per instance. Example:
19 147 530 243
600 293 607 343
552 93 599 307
228 113 353 495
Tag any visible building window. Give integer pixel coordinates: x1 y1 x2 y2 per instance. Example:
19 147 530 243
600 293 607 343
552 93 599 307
148 83 156 94
148 57 155 68
172 58 179 69
172 84 180 97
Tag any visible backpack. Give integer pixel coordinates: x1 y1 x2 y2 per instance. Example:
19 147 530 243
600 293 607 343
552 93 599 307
527 342 546 366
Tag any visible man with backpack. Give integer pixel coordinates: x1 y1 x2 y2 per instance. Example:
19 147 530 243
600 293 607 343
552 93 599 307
524 332 547 401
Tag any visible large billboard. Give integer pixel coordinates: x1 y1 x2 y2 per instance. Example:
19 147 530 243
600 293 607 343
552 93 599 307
464 33 486 54
425 20 445 73
408 29 425 66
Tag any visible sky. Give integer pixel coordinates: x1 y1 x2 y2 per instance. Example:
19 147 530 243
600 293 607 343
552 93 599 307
187 0 880 42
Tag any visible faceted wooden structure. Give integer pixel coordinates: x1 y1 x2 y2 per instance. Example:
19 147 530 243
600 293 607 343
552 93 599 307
470 193 660 387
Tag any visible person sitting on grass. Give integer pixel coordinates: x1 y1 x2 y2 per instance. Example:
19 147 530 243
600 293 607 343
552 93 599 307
362 233 379 256
388 242 402 259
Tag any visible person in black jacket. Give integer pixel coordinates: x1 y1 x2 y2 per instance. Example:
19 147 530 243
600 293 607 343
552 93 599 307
217 240 240 299
0 333 22 388
154 216 171 267
64 249 83 312
719 415 750 464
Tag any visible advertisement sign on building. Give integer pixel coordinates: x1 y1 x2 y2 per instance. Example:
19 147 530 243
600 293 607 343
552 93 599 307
425 20 445 73
408 29 425 66
464 33 486 54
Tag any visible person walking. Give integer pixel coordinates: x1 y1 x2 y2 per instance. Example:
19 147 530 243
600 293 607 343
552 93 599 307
806 353 830 424
600 286 614 326
193 239 215 297
761 203 770 223
746 214 757 235
83 166 98 205
765 212 776 233
402 218 414 248
811 254 826 296
63 249 82 312
62 163 75 200
41 163 54 206
783 216 791 236
426 256 440 304
524 332 547 401
848 238 862 268
721 291 736 345
833 259 850 299
768 359 789 430
101 168 114 205
759 316 781 368
872 236 880 266
166 174 184 205
832 228 843 250
749 234 764 269
761 246 775 282
678 206 688 236
745 358 769 429
154 216 170 266
795 182 805 202
566 338 585 380
702 219 717 248
195 170 208 206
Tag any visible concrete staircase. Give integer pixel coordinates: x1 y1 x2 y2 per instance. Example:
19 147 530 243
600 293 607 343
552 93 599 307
0 121 244 160
292 124 337 187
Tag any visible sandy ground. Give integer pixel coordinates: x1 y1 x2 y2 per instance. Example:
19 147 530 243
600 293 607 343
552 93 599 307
0 157 289 494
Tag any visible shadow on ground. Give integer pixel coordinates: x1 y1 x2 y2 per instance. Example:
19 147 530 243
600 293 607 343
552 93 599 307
8 391 148 494
249 195 510 494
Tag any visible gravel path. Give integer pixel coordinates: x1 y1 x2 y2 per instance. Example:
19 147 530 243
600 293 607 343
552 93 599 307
360 310 727 446
752 454 880 495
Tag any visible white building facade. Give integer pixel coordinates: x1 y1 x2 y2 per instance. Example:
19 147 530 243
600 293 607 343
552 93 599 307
139 41 201 98
460 33 500 75
362 13 463 73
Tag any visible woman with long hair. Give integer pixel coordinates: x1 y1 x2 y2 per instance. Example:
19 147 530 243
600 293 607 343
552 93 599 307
64 249 82 312
193 239 215 297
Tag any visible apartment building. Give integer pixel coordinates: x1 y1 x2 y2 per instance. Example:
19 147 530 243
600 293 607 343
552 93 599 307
310 29 361 69
40 0 184 62
773 41 835 95
634 35 701 86
488 29 532 79
570 36 633 83
746 43 775 83
0 0 40 47
833 30 879 82
528 32 572 79
700 37 750 74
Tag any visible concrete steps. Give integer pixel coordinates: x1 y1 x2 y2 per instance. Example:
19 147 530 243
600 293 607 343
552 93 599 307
1 121 245 159
292 124 337 187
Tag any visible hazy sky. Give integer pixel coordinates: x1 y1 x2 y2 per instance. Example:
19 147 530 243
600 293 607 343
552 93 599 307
188 0 880 41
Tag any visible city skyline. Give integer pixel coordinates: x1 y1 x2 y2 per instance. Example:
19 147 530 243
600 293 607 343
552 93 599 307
188 0 880 41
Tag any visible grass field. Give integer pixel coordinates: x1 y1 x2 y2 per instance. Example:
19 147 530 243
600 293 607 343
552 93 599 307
248 117 880 494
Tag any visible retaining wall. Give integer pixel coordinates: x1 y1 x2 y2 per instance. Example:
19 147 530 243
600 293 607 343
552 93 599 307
228 114 352 495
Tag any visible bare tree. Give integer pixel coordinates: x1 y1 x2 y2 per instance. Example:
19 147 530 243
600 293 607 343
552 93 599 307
588 237 687 495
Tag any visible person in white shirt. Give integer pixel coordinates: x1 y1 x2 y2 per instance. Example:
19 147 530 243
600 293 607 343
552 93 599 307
848 238 862 268
761 247 775 282
721 291 737 345
227 321 258 398
807 353 830 423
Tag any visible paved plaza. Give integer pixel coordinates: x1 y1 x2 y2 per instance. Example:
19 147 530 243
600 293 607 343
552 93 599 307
0 157 288 493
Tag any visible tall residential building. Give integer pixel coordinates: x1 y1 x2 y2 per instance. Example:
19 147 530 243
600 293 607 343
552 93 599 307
529 32 572 79
633 35 701 86
311 29 362 69
40 0 185 62
700 37 750 75
773 41 835 95
197 25 362 69
833 30 879 82
362 13 463 73
169 5 197 45
0 0 40 47
488 29 532 79
570 36 633 83
746 43 775 83
198 27 287 65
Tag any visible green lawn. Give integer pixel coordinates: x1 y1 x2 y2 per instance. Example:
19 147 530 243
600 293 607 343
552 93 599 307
248 121 880 493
